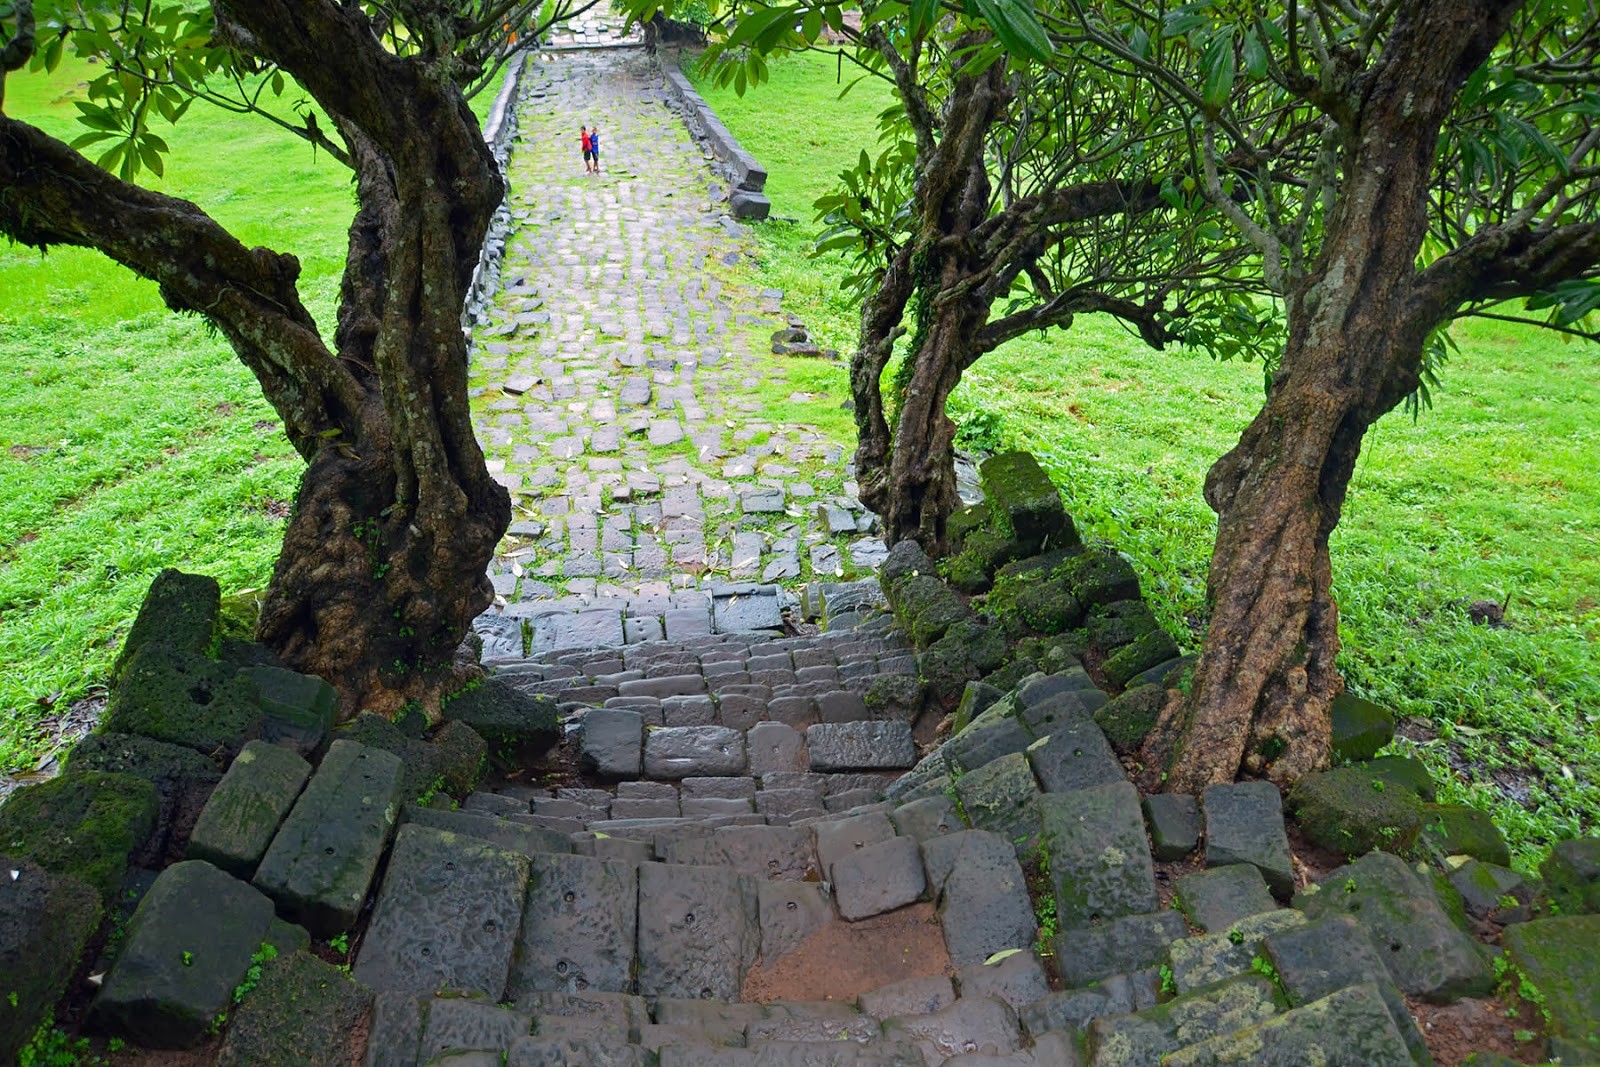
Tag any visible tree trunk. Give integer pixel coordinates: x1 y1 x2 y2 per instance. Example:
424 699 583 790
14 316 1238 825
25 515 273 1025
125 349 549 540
1142 0 1517 791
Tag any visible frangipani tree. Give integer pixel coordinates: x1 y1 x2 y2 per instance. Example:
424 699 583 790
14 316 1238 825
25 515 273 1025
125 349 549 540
1 0 595 718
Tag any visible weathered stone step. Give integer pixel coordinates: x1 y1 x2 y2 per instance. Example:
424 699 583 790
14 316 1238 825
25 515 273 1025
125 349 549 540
1084 975 1279 1066
1161 983 1413 1067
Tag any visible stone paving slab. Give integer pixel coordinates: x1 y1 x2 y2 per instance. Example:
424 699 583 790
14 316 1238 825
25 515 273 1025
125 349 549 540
510 852 639 997
635 862 760 1000
354 824 530 999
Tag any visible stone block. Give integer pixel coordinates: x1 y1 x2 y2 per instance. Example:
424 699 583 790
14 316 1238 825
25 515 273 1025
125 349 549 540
1501 915 1600 1047
1144 793 1200 861
1203 781 1295 900
243 664 338 754
104 643 262 757
253 739 405 937
1100 628 1181 689
445 678 559 757
402 804 571 859
1083 975 1276 1066
1026 721 1124 795
91 860 278 1047
636 862 759 1000
418 998 531 1061
712 587 784 632
65 732 223 861
978 452 1074 552
1094 685 1166 756
112 569 220 681
509 852 638 997
1039 781 1156 927
955 948 1050 1010
956 752 1042 853
644 725 746 778
1162 983 1413 1067
354 824 528 999
187 740 311 878
757 880 833 961
579 709 644 780
1263 914 1432 1066
1175 863 1278 933
1295 851 1493 1003
1329 693 1396 763
1540 837 1600 915
1288 767 1423 859
0 769 158 902
0 858 101 1064
1053 911 1186 988
831 835 926 920
217 950 373 1067
806 721 916 771
923 831 1036 967
858 975 957 1020
884 995 1025 1065
1167 909 1307 992
1417 803 1511 868
747 722 806 775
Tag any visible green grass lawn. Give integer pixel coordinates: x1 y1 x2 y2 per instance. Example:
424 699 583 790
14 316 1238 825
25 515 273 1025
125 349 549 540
0 55 531 776
692 48 1600 865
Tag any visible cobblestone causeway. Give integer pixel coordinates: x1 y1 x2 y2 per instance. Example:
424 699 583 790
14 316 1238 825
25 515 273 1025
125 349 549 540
471 51 885 625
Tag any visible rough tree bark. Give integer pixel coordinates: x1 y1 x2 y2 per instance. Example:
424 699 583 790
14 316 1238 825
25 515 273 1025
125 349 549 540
1143 0 1524 792
0 1 512 718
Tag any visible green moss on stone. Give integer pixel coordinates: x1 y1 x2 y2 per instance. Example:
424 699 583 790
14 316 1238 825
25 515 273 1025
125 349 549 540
0 771 159 901
1502 915 1600 1043
946 502 993 553
1419 804 1511 869
1361 755 1438 802
1085 600 1160 650
430 721 489 796
984 658 1040 695
1014 578 1083 634
893 574 974 648
111 570 221 683
1094 685 1166 756
978 451 1077 552
1287 768 1423 859
1329 693 1396 763
104 643 264 757
442 678 559 754
1101 629 1182 690
1541 838 1600 916
216 951 374 1067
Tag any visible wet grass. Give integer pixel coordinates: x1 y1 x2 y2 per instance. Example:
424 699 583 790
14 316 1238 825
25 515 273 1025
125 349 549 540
691 49 1600 866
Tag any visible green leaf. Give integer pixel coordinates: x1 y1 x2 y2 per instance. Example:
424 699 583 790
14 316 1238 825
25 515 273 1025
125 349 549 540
1201 27 1236 110
802 8 822 42
968 0 1052 63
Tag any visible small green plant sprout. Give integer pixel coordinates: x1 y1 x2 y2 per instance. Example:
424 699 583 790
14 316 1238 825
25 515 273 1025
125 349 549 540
1343 877 1358 894
1228 928 1246 945
6 991 16 1007
182 950 194 966
329 932 351 955
1159 964 1177 995
1370 778 1386 791
231 942 279 1005
1250 955 1279 983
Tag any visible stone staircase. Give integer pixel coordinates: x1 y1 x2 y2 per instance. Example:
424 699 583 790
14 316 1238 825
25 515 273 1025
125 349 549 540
343 605 1429 1066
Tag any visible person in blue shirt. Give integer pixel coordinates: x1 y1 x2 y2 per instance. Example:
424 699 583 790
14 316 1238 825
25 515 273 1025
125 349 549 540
589 125 602 173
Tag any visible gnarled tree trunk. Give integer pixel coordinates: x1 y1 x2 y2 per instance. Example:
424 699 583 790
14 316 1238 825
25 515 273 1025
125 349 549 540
1 1 514 719
1142 0 1519 792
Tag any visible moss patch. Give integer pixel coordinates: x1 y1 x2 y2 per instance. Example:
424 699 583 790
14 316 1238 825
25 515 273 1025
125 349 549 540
103 642 263 757
1094 685 1166 756
216 950 373 1067
1419 804 1512 868
111 569 221 682
1287 767 1423 859
0 771 159 901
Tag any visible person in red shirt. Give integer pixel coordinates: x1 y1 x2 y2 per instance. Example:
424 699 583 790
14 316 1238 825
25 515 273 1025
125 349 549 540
580 125 593 173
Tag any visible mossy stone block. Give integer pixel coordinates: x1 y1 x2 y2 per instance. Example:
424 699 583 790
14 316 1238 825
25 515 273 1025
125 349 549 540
66 731 223 857
338 712 452 802
978 451 1077 552
1294 851 1493 1003
1329 693 1396 763
1161 982 1415 1067
1144 793 1201 863
92 860 278 1048
944 550 993 595
1014 578 1083 634
243 664 338 754
0 857 102 1065
879 539 936 597
1060 546 1140 608
982 658 1039 695
864 673 927 723
952 681 1004 735
955 751 1042 854
945 502 992 553
1095 684 1166 756
1418 804 1511 869
1449 860 1533 921
1540 837 1600 916
253 740 405 938
442 678 559 756
431 720 489 796
1085 599 1160 650
112 569 220 682
893 574 973 648
104 642 264 757
216 950 374 1067
0 770 158 901
1040 781 1156 926
1502 915 1600 1045
1362 755 1438 802
1101 628 1181 690
187 740 312 879
1288 767 1423 859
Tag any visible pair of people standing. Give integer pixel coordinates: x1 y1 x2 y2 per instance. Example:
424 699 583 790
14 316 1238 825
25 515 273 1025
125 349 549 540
579 124 602 174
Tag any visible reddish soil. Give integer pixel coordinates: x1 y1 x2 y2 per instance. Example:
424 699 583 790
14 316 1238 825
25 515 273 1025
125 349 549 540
1411 994 1544 1066
740 903 953 1004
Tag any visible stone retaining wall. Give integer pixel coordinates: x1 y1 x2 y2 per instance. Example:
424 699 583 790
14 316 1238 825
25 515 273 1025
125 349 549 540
463 51 533 331
656 49 772 220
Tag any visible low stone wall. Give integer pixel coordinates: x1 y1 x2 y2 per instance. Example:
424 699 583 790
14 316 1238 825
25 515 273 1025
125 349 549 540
463 51 533 331
656 49 772 220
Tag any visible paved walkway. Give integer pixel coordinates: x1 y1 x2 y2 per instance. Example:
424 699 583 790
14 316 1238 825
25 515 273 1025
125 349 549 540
472 51 884 626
